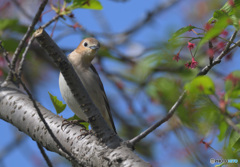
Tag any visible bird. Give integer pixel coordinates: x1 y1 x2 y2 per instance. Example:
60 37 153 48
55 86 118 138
59 37 116 133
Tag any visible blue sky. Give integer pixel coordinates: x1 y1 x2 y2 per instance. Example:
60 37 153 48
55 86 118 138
1 0 239 166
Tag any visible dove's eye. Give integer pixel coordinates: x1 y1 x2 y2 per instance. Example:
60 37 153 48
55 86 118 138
83 42 88 47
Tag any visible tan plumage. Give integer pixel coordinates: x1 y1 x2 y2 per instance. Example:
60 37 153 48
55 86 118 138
59 38 116 133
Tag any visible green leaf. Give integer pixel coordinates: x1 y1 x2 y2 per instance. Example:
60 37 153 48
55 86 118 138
130 53 163 83
98 47 121 61
48 92 66 114
68 115 89 130
199 16 229 48
0 19 17 30
218 121 228 141
209 0 240 29
0 19 27 33
67 0 103 10
64 0 73 3
185 76 215 95
0 39 19 52
213 10 229 19
80 122 89 130
229 124 240 150
232 102 240 110
220 0 240 14
169 25 196 41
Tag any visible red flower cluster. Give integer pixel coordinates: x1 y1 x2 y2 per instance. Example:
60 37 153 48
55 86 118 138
187 42 195 50
225 73 240 86
228 0 235 6
173 53 180 62
72 22 82 30
172 41 198 69
204 23 213 31
185 57 198 69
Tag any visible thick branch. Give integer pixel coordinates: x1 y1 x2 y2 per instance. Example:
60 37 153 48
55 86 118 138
34 28 119 142
0 83 149 166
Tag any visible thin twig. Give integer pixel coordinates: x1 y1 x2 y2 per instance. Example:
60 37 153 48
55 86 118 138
208 41 213 65
0 41 11 69
17 14 62 77
201 140 223 157
225 117 240 134
17 77 80 164
17 35 35 77
41 14 62 29
12 0 33 21
6 0 48 81
37 143 53 167
198 30 238 76
225 30 238 51
129 90 186 145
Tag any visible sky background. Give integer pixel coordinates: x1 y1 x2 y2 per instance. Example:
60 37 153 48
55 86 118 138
0 0 239 166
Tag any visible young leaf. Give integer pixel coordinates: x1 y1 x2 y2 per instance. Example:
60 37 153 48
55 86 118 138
68 115 89 130
185 76 215 95
48 92 66 114
231 102 240 110
67 0 103 10
0 19 18 30
218 121 228 141
220 0 240 14
64 0 73 3
169 25 196 41
229 124 240 151
0 19 27 33
225 71 240 98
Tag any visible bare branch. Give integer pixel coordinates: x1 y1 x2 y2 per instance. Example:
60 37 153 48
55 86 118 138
17 35 35 77
37 142 53 167
34 28 120 142
225 117 240 134
17 14 63 77
41 14 63 29
12 0 33 21
198 30 238 76
6 0 48 81
0 41 11 69
121 0 179 37
129 90 186 146
0 83 149 166
15 77 79 164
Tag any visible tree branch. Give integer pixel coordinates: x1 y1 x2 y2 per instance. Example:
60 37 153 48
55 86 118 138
37 142 53 167
17 14 63 77
0 83 149 166
34 28 119 141
6 0 48 81
129 90 186 146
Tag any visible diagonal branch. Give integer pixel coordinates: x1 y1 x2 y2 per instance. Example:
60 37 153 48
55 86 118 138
0 83 148 166
129 90 186 145
34 28 121 142
6 0 48 81
17 14 63 77
16 77 79 164
37 142 53 167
